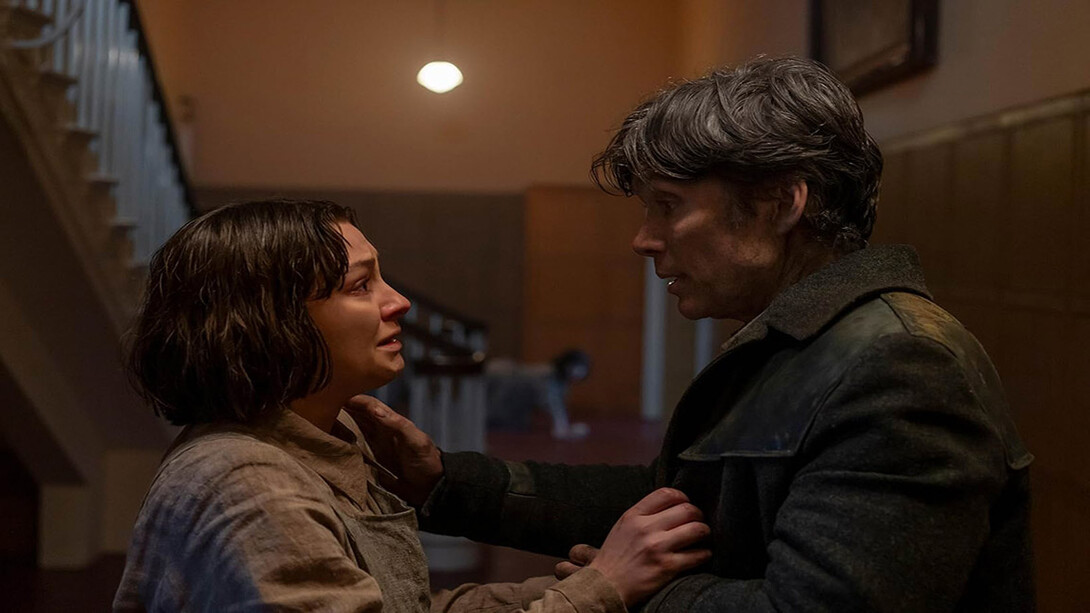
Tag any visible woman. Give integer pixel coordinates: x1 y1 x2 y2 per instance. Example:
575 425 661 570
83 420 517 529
113 200 709 612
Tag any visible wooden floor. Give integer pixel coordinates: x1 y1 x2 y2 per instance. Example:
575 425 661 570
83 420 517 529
3 415 664 611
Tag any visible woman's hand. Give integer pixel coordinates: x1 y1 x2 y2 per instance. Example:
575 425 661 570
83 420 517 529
586 488 711 607
555 543 599 579
345 395 443 507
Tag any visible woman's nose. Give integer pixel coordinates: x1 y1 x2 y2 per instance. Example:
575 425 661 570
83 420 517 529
383 288 411 320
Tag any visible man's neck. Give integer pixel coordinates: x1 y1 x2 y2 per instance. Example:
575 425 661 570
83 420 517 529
776 234 841 296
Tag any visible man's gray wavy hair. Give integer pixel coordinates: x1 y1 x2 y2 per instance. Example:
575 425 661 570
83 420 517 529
591 56 883 251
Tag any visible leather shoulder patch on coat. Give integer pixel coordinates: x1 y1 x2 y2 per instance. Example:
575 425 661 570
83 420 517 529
679 298 905 460
880 292 1033 470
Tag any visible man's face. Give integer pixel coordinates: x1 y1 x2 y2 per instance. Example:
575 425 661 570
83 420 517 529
632 176 787 321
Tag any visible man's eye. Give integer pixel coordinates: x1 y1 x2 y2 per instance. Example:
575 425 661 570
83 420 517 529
352 279 370 293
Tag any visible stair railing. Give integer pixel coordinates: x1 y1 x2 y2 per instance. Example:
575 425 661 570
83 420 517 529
374 284 489 457
5 0 192 266
380 285 489 571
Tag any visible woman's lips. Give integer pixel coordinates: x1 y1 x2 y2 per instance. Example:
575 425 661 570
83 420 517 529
377 338 402 351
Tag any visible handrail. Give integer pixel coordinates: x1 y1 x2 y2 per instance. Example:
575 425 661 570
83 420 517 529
397 282 489 332
401 320 484 359
7 0 85 49
126 0 195 218
413 354 486 377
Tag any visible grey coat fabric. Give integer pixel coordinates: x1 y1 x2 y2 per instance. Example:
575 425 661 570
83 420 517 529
420 245 1035 612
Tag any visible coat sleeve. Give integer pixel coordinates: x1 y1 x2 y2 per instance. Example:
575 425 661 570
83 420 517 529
418 451 656 557
432 568 626 613
643 333 1017 612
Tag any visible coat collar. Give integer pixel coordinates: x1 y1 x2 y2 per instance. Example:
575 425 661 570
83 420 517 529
722 245 930 353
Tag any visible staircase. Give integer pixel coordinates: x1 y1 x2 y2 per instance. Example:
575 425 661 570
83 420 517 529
0 0 190 567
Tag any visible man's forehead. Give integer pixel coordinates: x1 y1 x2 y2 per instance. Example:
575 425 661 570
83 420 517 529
636 175 726 198
635 177 685 196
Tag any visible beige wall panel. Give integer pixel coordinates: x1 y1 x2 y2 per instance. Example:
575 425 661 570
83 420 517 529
1007 118 1075 299
1075 114 1090 312
1032 467 1090 612
996 309 1069 474
602 257 645 325
524 258 610 324
905 144 954 295
871 151 910 245
950 131 1006 297
1064 316 1090 490
524 197 603 259
523 187 644 417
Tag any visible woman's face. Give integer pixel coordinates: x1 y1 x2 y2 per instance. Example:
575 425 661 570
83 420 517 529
306 221 411 396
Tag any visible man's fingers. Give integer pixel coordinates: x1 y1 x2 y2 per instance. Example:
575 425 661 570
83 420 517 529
346 395 397 425
667 548 713 573
661 519 712 551
347 395 426 443
628 487 690 516
643 501 705 532
568 544 599 565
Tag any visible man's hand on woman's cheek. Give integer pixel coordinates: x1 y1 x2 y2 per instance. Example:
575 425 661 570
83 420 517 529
346 395 443 507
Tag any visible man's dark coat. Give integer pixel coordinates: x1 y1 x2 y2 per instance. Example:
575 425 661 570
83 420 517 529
420 246 1035 612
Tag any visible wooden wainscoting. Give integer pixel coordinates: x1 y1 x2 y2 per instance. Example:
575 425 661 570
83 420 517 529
875 91 1090 612
522 185 644 418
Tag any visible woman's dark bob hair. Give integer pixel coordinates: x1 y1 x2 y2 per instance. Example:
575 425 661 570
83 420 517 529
127 199 357 425
591 56 883 251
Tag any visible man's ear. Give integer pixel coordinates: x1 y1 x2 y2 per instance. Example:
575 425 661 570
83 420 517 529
775 180 808 235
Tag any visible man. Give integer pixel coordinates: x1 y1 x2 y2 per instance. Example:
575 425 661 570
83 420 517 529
353 57 1034 611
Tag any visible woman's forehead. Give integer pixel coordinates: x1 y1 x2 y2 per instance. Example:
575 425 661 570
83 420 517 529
337 221 378 258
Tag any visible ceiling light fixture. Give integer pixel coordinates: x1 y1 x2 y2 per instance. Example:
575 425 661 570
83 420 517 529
418 0 462 94
417 61 463 93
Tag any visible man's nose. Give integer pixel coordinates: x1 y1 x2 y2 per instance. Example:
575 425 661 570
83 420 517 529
632 223 664 257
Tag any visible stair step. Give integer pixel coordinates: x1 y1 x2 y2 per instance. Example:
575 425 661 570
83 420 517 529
38 69 77 91
111 216 137 230
61 125 99 175
87 173 119 187
36 69 77 123
1 6 54 68
1 6 53 40
64 124 97 144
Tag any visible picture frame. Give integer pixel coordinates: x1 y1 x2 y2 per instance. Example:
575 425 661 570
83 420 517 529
810 0 939 96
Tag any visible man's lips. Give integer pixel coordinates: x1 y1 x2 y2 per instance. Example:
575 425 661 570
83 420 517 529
656 272 683 287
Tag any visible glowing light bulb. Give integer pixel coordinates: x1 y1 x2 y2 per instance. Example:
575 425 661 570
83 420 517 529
417 61 463 93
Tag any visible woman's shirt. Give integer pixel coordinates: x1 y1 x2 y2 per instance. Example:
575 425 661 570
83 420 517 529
112 408 624 612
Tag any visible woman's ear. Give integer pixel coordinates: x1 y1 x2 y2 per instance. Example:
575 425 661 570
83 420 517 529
775 180 808 235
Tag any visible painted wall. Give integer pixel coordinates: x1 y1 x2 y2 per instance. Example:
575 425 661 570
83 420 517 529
678 0 1090 143
137 0 679 193
861 0 1090 140
678 0 809 78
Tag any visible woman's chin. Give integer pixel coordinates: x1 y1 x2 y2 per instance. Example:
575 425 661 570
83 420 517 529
369 368 403 390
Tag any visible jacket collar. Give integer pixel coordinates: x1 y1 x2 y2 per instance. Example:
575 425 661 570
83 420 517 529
722 245 930 353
